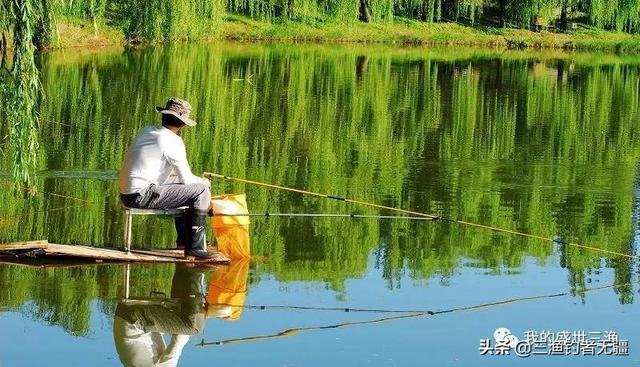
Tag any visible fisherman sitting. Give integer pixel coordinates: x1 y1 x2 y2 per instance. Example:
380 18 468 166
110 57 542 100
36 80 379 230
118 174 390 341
118 97 213 260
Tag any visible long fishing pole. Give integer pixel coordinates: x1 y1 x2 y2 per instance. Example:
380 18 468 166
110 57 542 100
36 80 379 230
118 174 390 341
214 212 437 221
197 281 631 347
204 172 639 261
205 172 439 220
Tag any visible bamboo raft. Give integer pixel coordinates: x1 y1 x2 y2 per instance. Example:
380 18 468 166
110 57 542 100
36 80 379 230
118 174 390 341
0 240 230 267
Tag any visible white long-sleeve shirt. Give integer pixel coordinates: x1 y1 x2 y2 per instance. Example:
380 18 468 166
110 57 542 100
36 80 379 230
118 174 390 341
119 125 206 194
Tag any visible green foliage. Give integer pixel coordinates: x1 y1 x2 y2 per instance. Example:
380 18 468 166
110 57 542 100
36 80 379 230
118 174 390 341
10 0 640 42
216 0 640 32
0 1 12 39
1 44 639 300
32 0 57 48
57 0 107 20
1 0 41 186
589 0 640 32
112 0 223 42
505 0 555 24
1 0 640 190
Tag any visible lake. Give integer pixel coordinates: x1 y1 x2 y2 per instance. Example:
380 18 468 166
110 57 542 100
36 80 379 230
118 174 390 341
0 43 639 366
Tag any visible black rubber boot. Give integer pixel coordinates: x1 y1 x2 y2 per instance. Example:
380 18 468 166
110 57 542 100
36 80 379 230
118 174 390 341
174 212 191 250
185 210 214 260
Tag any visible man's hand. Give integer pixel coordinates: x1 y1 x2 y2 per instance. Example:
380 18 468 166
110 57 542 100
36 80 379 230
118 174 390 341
201 177 211 187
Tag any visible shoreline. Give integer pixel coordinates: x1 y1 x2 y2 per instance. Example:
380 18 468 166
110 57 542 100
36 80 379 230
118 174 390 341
43 15 640 54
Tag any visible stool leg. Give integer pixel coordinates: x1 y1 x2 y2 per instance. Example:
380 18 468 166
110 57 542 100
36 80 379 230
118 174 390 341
123 212 128 251
123 263 130 299
127 212 133 253
124 211 132 253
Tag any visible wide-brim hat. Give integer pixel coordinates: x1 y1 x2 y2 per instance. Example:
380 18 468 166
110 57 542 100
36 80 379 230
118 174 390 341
155 97 197 126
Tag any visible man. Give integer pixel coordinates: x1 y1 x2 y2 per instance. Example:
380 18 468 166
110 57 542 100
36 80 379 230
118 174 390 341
119 97 212 259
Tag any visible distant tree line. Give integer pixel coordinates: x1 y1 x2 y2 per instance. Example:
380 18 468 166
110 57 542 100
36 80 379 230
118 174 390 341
2 0 639 49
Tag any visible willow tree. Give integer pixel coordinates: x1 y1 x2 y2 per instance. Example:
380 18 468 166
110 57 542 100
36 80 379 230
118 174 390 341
396 0 484 23
118 0 223 42
586 0 640 32
0 2 8 54
0 1 8 97
57 0 106 35
33 0 56 48
0 0 43 186
618 0 640 32
499 0 555 26
557 0 579 29
459 0 485 23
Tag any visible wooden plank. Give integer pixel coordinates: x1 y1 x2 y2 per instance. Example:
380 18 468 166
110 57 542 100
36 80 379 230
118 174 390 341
0 257 112 269
148 249 230 264
44 244 177 262
132 249 229 263
132 249 185 259
0 240 48 252
43 243 229 264
141 248 229 263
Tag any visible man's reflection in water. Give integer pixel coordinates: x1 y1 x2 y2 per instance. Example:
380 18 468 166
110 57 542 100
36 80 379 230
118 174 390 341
113 225 251 366
113 265 207 367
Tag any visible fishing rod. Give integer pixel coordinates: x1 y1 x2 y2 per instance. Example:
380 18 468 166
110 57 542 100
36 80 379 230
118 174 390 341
197 281 631 347
204 172 639 261
214 212 437 221
204 172 439 220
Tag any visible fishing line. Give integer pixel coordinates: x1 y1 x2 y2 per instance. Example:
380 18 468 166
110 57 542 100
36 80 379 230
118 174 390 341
206 281 630 315
214 212 437 221
208 303 424 314
42 192 95 203
197 281 633 347
0 181 97 223
0 181 96 204
0 204 90 219
204 172 639 261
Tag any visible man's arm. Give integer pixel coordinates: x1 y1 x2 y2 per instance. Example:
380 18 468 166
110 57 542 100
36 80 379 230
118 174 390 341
164 140 209 186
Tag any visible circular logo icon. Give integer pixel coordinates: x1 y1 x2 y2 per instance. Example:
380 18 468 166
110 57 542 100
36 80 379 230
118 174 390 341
494 327 519 348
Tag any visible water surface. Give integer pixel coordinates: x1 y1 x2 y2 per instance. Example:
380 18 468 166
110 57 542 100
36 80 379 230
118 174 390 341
1 43 639 366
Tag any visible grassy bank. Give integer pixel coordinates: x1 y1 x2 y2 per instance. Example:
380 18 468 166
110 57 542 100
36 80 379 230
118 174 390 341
53 17 123 49
55 15 640 52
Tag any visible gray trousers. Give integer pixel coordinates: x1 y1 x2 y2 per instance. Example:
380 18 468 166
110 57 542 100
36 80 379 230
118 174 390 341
120 177 211 246
120 179 211 211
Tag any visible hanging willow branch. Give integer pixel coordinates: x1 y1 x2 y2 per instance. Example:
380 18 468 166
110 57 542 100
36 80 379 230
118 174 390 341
6 0 41 187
